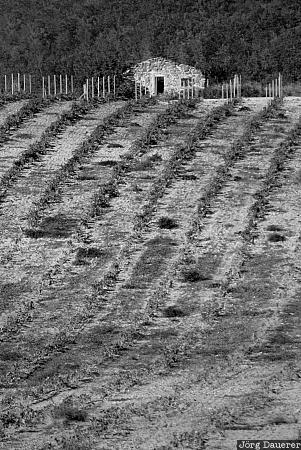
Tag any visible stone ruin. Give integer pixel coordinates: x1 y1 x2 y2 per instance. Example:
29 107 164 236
133 57 206 97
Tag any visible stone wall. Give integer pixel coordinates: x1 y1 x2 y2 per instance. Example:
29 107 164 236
133 57 205 96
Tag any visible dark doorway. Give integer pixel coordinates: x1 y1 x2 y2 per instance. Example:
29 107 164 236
156 76 165 94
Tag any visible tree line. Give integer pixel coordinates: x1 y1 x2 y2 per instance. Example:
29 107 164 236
0 0 300 84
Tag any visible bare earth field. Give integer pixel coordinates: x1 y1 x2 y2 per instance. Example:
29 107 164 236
0 96 301 449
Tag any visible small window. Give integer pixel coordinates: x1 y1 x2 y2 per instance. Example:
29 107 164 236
181 77 192 87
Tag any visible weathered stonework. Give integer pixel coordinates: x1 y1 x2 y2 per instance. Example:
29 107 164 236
133 57 205 96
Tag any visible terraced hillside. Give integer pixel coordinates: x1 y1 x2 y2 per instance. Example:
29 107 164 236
0 96 301 450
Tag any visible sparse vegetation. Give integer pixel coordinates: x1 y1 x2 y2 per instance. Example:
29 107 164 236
0 98 47 145
1 96 301 449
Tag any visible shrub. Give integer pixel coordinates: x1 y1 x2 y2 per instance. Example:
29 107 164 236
107 143 124 148
158 216 178 229
163 305 187 318
115 78 135 99
241 81 265 97
53 404 88 422
74 247 108 265
181 266 207 282
268 233 286 242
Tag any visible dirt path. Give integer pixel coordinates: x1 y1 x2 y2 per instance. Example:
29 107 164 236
0 99 29 127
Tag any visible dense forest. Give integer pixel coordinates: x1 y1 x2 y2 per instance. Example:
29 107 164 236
0 0 301 83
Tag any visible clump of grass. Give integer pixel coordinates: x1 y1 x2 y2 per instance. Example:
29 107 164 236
163 305 187 318
107 142 124 148
181 173 197 180
133 159 153 171
91 181 119 214
181 266 207 282
74 247 108 265
27 214 77 239
239 106 251 111
0 348 22 361
267 414 297 425
53 404 88 422
276 111 287 119
133 153 162 171
268 233 286 242
23 228 46 239
158 216 178 229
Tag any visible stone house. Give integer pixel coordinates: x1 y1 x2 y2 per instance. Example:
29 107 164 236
133 57 206 96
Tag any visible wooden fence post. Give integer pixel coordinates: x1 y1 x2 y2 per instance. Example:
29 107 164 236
4 75 7 93
23 74 26 93
17 73 20 92
65 74 68 95
54 75 57 96
230 79 233 101
271 79 274 98
226 83 229 102
102 76 105 98
42 76 45 99
135 81 138 101
222 84 224 99
59 74 62 94
107 76 110 95
11 74 14 95
86 78 89 101
91 77 94 99
48 75 51 97
97 77 100 98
